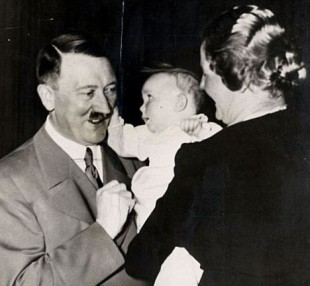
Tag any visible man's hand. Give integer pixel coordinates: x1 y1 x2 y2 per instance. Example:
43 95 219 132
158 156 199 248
96 180 135 239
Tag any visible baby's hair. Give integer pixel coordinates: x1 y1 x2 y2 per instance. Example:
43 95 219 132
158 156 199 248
142 64 205 112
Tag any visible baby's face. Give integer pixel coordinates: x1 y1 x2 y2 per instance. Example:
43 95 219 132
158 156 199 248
140 73 181 133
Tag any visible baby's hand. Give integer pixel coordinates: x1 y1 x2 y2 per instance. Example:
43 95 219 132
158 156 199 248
180 114 208 136
109 107 123 128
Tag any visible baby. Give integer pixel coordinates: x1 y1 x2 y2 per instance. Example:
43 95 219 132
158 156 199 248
108 68 221 232
108 67 222 285
108 67 221 231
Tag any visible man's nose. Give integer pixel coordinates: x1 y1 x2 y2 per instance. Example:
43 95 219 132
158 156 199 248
93 92 112 110
93 92 112 113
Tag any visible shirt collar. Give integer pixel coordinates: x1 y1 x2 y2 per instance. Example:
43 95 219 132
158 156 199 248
44 115 101 161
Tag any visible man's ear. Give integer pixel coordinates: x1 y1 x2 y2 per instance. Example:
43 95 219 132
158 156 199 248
174 93 188 112
37 84 56 112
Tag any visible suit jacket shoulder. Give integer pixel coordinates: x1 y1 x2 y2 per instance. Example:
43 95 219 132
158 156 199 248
0 127 148 286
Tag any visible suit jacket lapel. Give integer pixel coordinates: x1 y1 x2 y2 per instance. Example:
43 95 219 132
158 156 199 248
33 127 97 224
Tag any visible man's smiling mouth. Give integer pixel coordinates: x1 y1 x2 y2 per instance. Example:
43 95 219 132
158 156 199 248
88 112 111 124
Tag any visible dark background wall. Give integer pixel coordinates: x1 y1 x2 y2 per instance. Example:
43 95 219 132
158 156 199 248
0 0 309 158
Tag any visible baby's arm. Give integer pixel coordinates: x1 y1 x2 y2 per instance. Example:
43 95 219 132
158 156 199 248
108 108 149 159
181 114 222 141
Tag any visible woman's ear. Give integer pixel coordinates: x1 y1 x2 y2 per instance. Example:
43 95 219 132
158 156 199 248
37 84 56 112
174 93 188 112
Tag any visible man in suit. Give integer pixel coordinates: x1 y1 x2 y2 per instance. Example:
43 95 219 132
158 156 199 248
0 33 147 285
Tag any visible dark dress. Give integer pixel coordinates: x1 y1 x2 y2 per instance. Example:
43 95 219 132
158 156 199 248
126 110 310 286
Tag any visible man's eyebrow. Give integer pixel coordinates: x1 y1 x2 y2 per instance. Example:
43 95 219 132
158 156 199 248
104 81 117 88
76 85 98 91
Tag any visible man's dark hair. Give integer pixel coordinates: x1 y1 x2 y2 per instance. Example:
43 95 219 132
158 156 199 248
36 33 107 87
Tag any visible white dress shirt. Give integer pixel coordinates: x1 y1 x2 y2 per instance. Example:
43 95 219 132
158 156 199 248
45 116 103 182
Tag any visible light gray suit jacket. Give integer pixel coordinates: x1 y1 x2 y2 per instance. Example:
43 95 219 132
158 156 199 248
0 127 148 286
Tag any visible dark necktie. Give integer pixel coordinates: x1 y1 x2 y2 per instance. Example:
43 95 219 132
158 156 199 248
84 147 103 189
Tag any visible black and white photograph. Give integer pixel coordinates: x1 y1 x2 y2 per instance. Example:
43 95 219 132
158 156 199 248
0 0 309 285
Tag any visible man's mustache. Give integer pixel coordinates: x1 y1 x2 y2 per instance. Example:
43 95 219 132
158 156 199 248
89 112 111 121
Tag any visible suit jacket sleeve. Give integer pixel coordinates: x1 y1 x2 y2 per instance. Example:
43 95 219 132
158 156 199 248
0 175 124 286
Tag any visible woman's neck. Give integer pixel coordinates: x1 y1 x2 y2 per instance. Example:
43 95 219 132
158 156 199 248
227 89 286 126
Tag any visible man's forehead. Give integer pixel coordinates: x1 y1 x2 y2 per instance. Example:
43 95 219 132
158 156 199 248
55 53 116 91
61 53 113 72
58 53 115 81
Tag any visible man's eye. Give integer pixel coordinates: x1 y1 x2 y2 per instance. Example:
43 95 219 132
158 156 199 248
147 94 152 99
85 90 95 97
104 86 117 97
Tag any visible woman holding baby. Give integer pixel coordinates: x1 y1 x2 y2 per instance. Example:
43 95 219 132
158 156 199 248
126 5 309 286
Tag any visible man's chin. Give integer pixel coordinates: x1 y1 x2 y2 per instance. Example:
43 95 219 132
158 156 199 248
82 131 107 145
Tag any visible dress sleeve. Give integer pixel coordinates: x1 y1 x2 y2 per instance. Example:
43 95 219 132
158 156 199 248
108 117 150 161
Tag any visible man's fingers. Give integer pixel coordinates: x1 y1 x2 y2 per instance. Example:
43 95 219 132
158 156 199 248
110 192 120 207
121 197 135 212
105 183 126 193
119 190 133 199
110 193 134 208
97 181 126 196
100 180 119 190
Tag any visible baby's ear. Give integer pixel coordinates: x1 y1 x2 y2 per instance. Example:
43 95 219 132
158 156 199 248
174 93 188 112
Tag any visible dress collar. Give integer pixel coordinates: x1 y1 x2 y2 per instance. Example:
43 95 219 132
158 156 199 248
242 105 287 122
